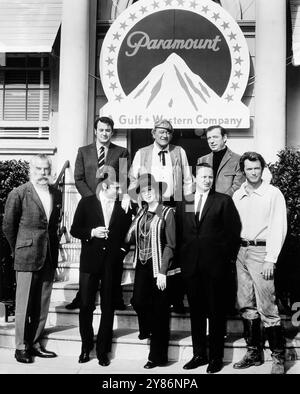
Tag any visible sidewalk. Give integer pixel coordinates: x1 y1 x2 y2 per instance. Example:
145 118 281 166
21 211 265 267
0 348 300 374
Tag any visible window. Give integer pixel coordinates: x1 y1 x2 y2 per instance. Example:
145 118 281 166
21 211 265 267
0 54 50 139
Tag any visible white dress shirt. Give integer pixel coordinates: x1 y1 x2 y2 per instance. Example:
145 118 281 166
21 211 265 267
99 191 115 228
233 181 287 263
96 141 110 160
33 184 52 221
194 189 209 219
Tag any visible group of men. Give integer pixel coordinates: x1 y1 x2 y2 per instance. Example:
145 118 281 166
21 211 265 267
2 116 287 374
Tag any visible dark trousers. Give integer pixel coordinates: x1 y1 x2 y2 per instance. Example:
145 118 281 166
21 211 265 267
15 257 55 350
185 266 226 360
79 265 115 355
131 260 170 364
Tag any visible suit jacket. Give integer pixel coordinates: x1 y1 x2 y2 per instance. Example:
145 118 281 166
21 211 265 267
74 142 129 197
70 195 132 274
197 148 244 196
176 190 241 278
2 182 62 272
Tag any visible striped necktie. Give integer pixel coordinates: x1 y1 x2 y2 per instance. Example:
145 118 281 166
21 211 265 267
98 146 105 174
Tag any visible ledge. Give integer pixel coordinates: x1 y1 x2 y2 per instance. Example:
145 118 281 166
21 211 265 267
0 140 57 155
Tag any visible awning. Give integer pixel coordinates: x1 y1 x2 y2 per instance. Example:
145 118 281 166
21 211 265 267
0 0 62 53
290 0 300 66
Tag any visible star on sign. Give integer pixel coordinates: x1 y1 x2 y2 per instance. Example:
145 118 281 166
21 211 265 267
229 32 237 41
234 70 243 78
233 44 241 52
235 57 243 65
115 94 123 102
140 6 148 14
105 58 114 65
177 0 184 5
107 70 114 78
165 0 172 5
231 83 239 91
222 22 229 30
110 83 117 91
152 1 159 9
113 32 121 41
225 94 233 102
190 1 198 8
108 44 116 53
212 13 220 21
129 13 137 21
120 22 128 30
202 6 209 13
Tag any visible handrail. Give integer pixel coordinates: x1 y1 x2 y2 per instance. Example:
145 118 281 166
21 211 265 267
54 160 70 188
54 160 70 243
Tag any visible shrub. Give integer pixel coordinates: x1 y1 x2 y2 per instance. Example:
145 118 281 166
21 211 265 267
0 160 29 213
269 148 300 305
0 160 29 301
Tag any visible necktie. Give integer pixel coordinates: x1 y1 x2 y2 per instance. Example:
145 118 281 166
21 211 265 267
195 194 203 223
158 150 167 166
98 146 105 174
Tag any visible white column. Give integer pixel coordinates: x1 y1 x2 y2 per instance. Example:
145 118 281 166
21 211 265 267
255 0 286 163
56 0 90 180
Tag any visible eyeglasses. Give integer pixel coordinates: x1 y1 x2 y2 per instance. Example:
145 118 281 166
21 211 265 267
155 128 173 135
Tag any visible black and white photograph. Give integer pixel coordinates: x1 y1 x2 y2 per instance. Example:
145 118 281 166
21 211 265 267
0 0 300 383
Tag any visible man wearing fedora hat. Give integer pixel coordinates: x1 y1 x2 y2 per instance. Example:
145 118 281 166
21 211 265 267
70 174 132 367
125 173 179 369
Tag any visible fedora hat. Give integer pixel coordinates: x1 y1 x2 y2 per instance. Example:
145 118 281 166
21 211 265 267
128 173 167 200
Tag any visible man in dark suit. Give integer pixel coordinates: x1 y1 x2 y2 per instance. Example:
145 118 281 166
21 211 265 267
2 154 62 363
66 116 129 310
70 175 132 366
176 163 241 373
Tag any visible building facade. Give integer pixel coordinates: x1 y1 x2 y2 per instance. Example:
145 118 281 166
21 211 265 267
0 0 299 177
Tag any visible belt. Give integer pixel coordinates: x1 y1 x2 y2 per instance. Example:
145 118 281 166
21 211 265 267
240 239 266 247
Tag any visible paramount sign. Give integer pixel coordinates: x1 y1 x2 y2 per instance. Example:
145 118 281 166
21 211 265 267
125 32 222 56
100 0 250 129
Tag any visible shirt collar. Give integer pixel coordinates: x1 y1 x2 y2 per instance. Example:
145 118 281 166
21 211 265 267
195 189 210 198
96 141 110 152
153 141 169 153
239 180 268 198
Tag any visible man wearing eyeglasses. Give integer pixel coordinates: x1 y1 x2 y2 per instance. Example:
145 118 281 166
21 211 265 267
128 119 193 207
128 119 193 314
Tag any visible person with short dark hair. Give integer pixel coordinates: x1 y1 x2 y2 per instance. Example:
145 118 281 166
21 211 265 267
125 173 177 369
70 176 132 366
66 116 129 311
232 151 287 374
177 163 241 373
197 125 244 196
2 154 62 363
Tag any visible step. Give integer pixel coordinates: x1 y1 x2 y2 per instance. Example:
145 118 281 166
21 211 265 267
56 245 135 282
46 301 299 336
47 302 193 331
1 324 299 362
50 281 135 305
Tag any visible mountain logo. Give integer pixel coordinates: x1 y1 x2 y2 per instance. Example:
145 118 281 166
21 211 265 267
100 0 250 129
